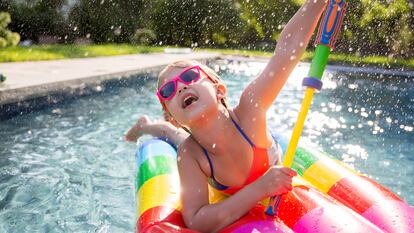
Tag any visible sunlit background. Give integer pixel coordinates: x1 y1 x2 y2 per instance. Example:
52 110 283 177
0 0 413 232
0 61 412 232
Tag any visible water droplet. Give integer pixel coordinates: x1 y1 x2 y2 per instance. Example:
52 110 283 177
404 126 413 132
212 143 216 149
348 84 358 89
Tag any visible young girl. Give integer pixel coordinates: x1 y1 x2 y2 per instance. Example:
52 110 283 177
128 1 327 232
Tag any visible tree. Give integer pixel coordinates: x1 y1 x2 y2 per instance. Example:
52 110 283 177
337 0 414 57
152 0 254 47
1 0 68 42
69 0 147 43
0 12 20 47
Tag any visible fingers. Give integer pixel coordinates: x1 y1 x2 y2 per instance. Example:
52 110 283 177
280 179 294 194
280 167 297 177
270 165 297 177
276 182 293 195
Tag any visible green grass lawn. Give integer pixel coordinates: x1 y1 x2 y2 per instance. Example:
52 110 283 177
203 48 414 71
0 44 165 62
1 44 413 70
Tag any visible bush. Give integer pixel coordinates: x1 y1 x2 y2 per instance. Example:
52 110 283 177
0 12 20 47
130 28 156 45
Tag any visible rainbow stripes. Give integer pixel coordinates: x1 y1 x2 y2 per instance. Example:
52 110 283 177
135 137 413 232
135 139 188 232
275 133 414 232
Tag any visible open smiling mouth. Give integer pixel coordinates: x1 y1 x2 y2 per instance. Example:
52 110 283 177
182 96 198 109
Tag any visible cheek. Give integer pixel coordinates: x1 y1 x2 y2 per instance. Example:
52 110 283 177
164 100 183 119
198 81 217 98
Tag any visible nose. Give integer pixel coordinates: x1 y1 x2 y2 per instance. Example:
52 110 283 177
176 82 188 94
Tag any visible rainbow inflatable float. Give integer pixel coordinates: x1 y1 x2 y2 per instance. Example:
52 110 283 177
135 136 414 233
134 0 414 232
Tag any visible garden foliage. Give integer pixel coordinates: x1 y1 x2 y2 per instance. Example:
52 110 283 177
0 12 20 47
0 0 412 57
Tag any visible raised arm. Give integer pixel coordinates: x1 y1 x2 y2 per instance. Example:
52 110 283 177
237 0 327 115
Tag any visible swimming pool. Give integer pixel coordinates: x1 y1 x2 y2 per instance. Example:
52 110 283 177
0 61 413 232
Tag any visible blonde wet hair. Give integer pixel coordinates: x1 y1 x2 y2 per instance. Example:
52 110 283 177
158 60 228 132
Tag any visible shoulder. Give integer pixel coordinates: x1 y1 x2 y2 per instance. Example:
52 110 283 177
177 136 202 158
230 107 272 148
177 137 209 173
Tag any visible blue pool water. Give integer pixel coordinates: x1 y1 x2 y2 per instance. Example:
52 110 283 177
0 61 413 232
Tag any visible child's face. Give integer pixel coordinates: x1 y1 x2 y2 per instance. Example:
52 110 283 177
158 66 222 127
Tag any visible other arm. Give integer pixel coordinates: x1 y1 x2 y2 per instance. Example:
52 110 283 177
125 115 188 146
178 139 295 233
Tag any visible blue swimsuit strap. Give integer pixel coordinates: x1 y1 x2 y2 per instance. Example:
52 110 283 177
229 116 255 147
202 115 255 188
201 147 229 190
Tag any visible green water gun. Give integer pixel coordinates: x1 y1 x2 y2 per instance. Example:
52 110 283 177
266 0 348 215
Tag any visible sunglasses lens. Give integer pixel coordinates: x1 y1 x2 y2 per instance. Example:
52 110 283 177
159 81 176 99
180 68 199 83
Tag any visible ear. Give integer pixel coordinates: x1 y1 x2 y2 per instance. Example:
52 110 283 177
215 82 227 101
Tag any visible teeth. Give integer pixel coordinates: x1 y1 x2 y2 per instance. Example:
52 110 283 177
183 96 197 108
184 96 192 102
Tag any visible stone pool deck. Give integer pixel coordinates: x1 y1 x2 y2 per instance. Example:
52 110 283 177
0 51 220 105
0 51 413 117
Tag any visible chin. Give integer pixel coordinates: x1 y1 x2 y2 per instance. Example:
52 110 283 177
182 103 218 126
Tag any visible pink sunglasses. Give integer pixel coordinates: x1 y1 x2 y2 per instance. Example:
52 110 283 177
156 65 217 102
